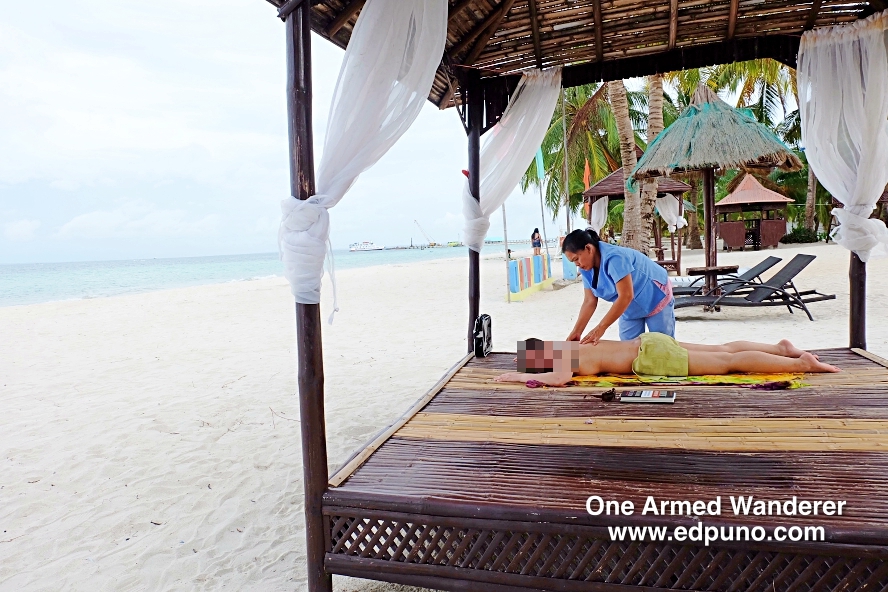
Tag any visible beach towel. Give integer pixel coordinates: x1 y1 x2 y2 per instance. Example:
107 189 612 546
567 373 807 389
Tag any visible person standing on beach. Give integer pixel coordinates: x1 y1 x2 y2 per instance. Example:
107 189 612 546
562 228 675 344
531 228 542 256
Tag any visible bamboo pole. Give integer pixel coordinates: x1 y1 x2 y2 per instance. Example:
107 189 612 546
561 89 570 236
502 204 511 303
538 181 552 264
283 4 331 591
467 69 482 351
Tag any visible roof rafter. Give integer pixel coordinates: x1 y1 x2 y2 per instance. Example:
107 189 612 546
462 0 517 66
668 0 678 50
447 1 512 60
727 0 740 39
528 0 543 69
326 0 365 37
563 35 800 87
805 0 823 30
448 0 474 22
592 0 604 62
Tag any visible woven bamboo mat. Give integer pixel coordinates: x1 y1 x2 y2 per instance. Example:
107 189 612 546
386 349 888 452
397 413 888 452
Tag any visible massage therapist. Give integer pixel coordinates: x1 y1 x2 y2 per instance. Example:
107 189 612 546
562 228 675 344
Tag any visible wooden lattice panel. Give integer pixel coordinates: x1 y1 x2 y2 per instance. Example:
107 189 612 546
327 513 888 591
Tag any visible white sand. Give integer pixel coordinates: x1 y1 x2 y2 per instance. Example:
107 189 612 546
1 242 886 591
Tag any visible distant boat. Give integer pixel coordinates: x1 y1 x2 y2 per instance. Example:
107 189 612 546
349 241 385 252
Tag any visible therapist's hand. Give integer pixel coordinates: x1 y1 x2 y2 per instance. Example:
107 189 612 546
580 324 606 345
566 329 582 342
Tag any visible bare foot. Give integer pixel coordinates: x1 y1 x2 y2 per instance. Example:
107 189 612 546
779 339 811 359
495 372 523 383
800 352 840 373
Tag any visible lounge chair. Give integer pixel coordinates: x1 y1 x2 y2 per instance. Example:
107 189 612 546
674 254 836 320
672 255 783 297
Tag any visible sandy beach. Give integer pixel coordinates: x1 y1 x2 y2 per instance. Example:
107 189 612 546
2 241 887 591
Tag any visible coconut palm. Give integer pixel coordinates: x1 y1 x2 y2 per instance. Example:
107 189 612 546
638 74 665 255
608 80 643 250
711 59 793 128
521 83 646 224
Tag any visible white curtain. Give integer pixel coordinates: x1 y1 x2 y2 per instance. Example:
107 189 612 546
656 193 688 233
588 197 609 235
462 68 562 252
798 10 888 261
279 0 448 308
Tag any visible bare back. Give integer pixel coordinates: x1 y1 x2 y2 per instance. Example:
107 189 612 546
577 339 641 375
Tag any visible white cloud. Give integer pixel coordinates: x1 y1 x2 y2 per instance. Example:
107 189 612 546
56 201 219 240
3 219 41 241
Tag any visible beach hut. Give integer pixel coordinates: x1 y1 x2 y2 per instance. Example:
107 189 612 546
583 158 691 272
261 2 888 591
629 85 802 290
716 173 794 250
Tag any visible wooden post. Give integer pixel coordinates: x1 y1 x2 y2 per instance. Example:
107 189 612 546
702 167 717 292
538 183 552 263
561 89 571 235
284 4 332 592
850 252 866 349
467 69 482 351
502 204 511 303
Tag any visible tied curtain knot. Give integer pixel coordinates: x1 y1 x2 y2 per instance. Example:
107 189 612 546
831 207 888 262
279 196 339 321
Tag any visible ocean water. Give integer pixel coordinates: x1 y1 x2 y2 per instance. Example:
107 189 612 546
0 245 508 307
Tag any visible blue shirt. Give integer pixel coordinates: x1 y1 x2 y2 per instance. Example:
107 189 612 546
579 241 670 319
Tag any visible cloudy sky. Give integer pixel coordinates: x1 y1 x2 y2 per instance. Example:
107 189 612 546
0 0 580 264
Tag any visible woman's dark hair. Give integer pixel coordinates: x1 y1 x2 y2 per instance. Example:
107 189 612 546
561 228 600 254
532 228 540 238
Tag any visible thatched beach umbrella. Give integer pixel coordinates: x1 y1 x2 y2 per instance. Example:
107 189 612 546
630 85 802 288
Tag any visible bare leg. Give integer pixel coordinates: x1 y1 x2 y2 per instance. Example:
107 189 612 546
680 339 809 358
687 351 839 375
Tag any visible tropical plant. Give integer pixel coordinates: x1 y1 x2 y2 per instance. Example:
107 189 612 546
638 74 665 256
521 84 646 225
780 227 820 244
608 79 643 251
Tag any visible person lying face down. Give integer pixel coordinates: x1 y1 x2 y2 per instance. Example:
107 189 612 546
494 333 840 387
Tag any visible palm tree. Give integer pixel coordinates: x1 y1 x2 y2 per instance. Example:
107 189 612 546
639 74 665 255
521 84 646 227
608 79 644 250
711 59 793 128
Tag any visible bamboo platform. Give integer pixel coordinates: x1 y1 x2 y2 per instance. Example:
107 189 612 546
323 348 888 592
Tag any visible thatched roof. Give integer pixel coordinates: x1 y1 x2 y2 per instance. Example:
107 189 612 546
629 85 803 182
584 144 690 200
584 169 691 200
716 174 794 210
725 170 787 195
261 1 875 108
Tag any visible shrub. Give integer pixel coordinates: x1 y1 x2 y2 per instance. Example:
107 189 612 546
780 227 820 244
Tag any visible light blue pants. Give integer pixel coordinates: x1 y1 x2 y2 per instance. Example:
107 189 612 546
618 300 676 340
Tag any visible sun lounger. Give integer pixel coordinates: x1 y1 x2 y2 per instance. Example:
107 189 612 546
674 254 836 320
672 255 782 297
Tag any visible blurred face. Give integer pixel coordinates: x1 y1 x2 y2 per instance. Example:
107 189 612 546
518 341 580 373
565 243 597 271
518 342 552 372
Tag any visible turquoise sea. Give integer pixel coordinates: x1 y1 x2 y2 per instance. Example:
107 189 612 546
0 245 507 307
